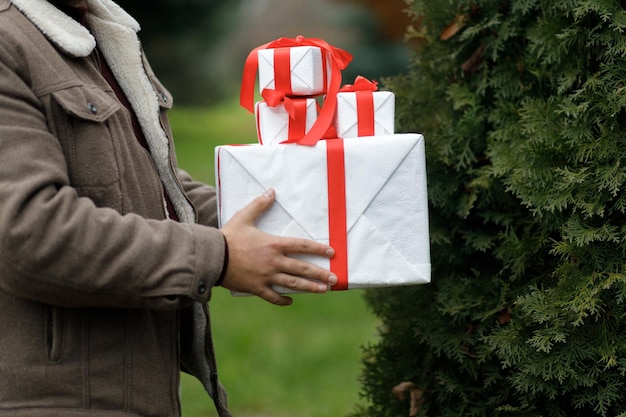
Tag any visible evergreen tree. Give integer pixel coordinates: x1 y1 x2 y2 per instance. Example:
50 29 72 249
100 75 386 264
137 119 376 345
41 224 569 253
356 1 626 416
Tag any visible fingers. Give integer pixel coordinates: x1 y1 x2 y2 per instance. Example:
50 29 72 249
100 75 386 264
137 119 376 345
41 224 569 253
275 255 338 287
231 188 275 225
278 236 336 258
277 274 332 293
255 286 294 306
255 273 332 307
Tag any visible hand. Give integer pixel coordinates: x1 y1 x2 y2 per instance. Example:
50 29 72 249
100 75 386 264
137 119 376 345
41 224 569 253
220 189 338 306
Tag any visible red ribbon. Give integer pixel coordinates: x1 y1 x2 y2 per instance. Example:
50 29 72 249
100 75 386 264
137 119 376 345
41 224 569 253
240 36 352 146
326 139 348 290
260 89 309 142
262 89 297 118
339 75 379 93
273 48 293 96
339 76 379 137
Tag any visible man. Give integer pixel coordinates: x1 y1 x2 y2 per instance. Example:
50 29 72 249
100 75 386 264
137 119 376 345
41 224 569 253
0 0 337 416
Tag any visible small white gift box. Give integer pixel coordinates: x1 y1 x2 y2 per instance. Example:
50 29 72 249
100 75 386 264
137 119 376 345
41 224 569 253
255 98 318 145
334 90 395 138
258 46 331 97
215 134 431 293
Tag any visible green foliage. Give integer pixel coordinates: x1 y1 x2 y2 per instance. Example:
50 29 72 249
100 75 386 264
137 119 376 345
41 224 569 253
356 0 626 416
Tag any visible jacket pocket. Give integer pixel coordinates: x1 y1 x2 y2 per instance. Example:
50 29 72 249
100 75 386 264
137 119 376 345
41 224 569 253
45 305 66 364
52 84 121 123
49 84 124 207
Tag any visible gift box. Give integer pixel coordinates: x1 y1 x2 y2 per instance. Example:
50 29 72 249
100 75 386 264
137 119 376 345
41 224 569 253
241 36 353 146
255 97 317 145
258 46 331 97
215 134 431 292
335 91 395 138
334 76 395 138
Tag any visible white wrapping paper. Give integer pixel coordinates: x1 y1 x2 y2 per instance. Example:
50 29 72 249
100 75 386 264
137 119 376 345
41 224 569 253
334 91 395 138
255 98 318 145
258 46 331 96
215 133 430 292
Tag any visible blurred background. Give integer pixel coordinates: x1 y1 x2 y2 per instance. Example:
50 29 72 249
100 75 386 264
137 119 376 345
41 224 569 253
113 0 414 415
116 0 413 105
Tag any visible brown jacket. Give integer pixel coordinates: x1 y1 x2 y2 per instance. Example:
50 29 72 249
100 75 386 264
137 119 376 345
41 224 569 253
0 0 231 415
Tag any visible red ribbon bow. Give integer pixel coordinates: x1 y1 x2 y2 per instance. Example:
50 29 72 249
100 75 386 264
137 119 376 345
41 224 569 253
339 75 379 92
261 88 299 120
260 88 310 143
240 36 352 146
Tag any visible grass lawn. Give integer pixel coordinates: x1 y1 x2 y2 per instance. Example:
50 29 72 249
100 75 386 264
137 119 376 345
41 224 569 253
169 100 380 417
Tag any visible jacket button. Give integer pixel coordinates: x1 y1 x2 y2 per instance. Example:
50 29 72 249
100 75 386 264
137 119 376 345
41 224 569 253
87 103 98 114
197 281 207 295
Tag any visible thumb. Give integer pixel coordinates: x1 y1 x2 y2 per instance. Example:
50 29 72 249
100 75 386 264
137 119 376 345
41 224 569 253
231 188 275 225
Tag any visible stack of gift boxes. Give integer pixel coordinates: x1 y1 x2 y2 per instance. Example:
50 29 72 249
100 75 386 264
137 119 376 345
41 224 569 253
250 40 394 144
216 36 431 292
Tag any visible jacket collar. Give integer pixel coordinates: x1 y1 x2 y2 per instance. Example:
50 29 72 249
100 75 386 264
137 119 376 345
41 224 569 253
9 0 140 57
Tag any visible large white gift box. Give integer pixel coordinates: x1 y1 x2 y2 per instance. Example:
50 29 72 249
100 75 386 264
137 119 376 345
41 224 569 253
334 90 395 138
255 98 318 145
258 46 331 97
215 133 431 292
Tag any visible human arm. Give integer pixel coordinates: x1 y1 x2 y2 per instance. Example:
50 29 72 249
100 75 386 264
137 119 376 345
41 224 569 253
0 41 226 310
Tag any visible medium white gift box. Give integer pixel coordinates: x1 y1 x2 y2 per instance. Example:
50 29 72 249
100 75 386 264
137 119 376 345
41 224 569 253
215 133 431 292
255 98 318 145
258 46 331 97
334 90 395 138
